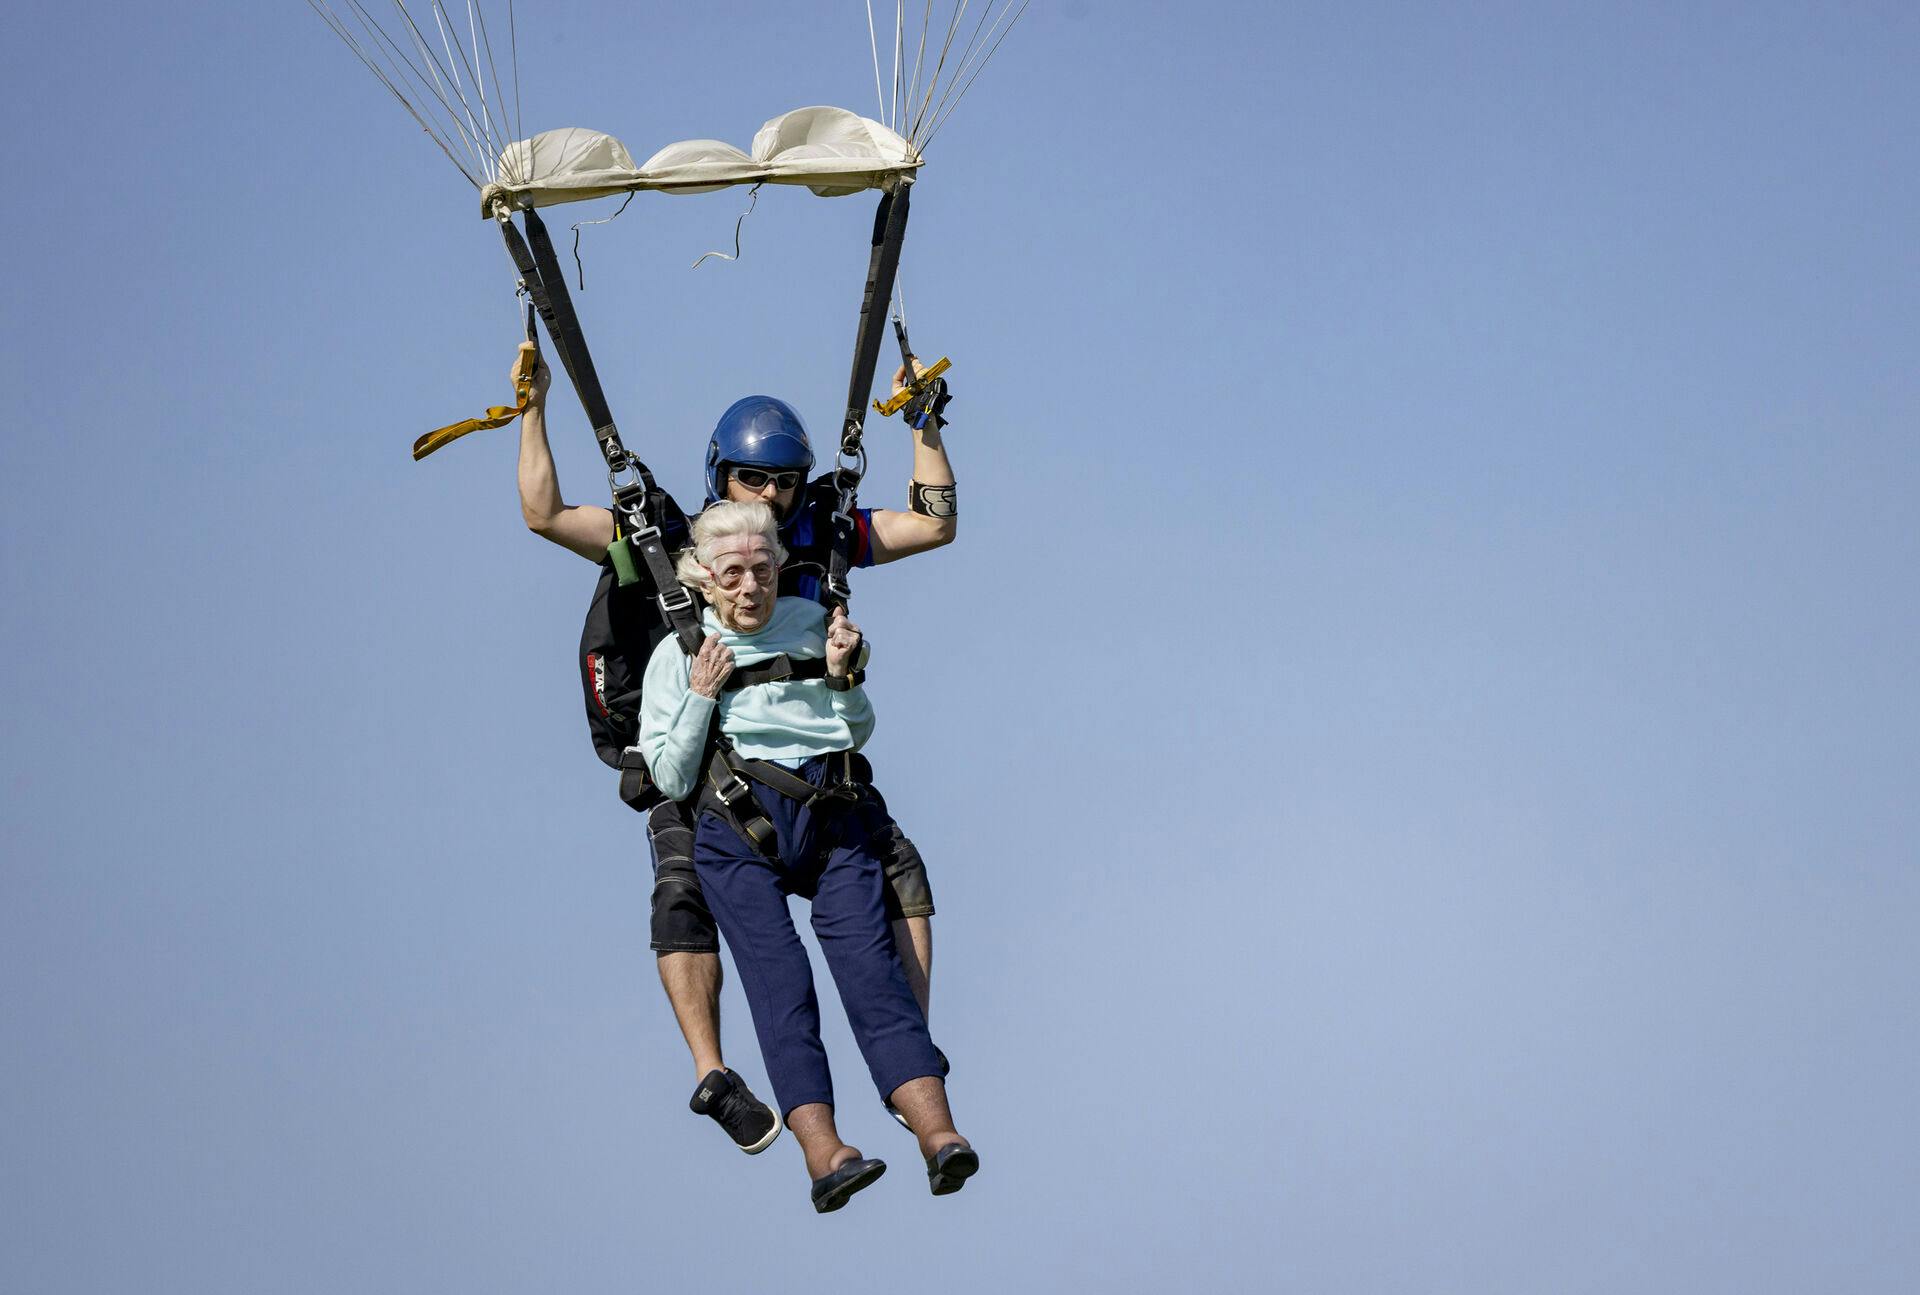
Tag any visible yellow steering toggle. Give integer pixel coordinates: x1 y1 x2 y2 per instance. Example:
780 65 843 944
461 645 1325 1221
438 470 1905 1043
872 355 952 418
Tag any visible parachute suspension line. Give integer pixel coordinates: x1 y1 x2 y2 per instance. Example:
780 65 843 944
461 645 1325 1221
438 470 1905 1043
305 0 482 186
374 0 486 179
309 1 540 185
691 184 764 270
919 0 1031 149
433 1 494 175
388 0 491 178
570 191 636 289
463 0 497 157
864 1 887 122
317 0 483 184
468 0 517 177
896 1 911 134
424 0 500 180
906 0 973 147
504 0 529 184
506 0 523 149
903 0 934 140
854 0 1031 153
364 0 494 180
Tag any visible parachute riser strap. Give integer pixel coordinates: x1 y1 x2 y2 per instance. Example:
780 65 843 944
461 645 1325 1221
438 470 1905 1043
827 183 913 605
511 216 691 637
497 215 587 420
499 209 698 646
497 210 658 494
519 206 616 433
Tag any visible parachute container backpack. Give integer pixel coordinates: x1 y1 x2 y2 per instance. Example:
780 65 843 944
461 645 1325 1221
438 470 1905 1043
579 495 692 811
308 1 1030 803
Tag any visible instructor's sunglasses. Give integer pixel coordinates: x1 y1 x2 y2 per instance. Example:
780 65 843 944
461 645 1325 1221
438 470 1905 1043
729 466 804 491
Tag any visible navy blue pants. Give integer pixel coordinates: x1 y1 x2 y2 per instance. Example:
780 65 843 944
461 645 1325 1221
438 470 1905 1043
693 756 942 1119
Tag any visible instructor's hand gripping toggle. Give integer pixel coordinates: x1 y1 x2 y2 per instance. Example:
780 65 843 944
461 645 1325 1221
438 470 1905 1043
412 337 543 462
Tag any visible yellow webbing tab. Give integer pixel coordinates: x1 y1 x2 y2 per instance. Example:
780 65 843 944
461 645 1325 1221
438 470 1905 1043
872 355 952 417
411 342 540 461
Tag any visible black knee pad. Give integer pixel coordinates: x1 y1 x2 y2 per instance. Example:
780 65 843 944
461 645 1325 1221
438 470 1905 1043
647 800 720 953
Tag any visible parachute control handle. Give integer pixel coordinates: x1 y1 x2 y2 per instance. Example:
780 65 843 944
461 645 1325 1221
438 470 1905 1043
873 355 951 418
872 313 951 430
411 302 540 461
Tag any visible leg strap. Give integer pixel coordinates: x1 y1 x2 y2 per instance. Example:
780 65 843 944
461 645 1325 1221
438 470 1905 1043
699 749 863 860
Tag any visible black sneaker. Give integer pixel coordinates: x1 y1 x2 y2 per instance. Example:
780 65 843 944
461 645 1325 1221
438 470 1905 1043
689 1068 781 1154
884 1047 951 1131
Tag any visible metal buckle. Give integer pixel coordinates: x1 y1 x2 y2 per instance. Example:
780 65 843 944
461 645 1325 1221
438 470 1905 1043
657 582 695 616
833 445 867 486
607 461 644 493
611 482 652 518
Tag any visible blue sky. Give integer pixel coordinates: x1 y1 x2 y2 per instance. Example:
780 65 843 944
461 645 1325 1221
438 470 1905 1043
4 3 1917 1291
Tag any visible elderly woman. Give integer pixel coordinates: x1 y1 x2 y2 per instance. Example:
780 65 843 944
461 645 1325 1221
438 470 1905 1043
637 500 977 1212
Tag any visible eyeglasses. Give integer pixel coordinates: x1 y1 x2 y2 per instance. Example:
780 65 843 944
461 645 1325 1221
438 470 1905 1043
711 560 778 591
729 466 804 491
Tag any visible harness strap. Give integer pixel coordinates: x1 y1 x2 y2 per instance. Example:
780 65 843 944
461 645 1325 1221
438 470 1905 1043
616 746 654 812
699 747 862 859
725 654 812 689
702 751 780 858
720 654 867 691
826 183 914 608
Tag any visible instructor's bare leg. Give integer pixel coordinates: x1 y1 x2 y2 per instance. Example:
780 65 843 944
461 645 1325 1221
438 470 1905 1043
657 951 724 1077
891 916 933 1023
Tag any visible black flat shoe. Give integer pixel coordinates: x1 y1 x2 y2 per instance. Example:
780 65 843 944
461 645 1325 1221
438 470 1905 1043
925 1143 979 1196
811 1157 887 1214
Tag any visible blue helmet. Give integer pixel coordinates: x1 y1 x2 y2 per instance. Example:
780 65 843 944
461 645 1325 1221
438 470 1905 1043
705 396 814 502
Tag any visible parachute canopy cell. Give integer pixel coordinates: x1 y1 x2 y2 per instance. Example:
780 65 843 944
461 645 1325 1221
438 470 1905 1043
480 106 920 215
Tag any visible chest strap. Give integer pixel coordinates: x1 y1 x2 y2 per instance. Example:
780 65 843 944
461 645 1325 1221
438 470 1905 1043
723 654 865 692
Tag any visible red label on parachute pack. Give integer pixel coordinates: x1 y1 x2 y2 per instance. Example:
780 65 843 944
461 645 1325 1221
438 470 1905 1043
587 653 610 717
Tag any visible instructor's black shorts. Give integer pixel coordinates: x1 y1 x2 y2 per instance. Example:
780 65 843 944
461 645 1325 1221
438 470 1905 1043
646 760 934 954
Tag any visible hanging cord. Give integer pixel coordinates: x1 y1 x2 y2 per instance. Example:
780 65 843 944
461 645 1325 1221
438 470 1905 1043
567 191 636 290
692 184 764 269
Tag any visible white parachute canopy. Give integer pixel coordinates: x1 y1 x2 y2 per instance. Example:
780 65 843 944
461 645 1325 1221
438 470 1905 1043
308 1 1029 197
311 0 1036 201
480 107 920 215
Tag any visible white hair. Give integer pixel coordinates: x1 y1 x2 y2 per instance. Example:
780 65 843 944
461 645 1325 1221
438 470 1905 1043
674 499 788 595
